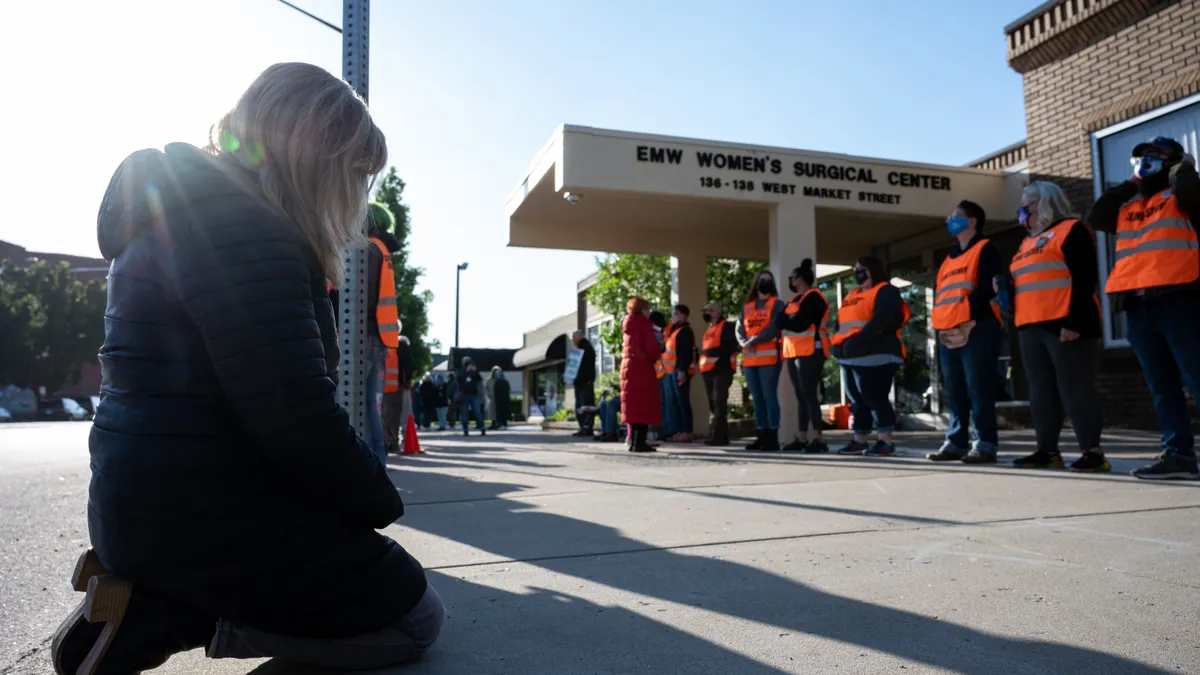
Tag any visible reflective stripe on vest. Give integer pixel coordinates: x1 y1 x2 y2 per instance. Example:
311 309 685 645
699 320 737 373
661 323 698 376
781 289 830 359
1106 189 1200 293
931 238 1001 330
370 238 400 348
741 297 780 367
830 284 911 357
655 359 665 380
384 347 400 394
1011 219 1098 327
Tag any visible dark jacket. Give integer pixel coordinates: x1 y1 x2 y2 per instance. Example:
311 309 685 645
444 376 459 402
396 338 415 389
701 318 740 376
494 376 512 421
366 227 402 341
833 284 906 361
1085 161 1200 305
946 236 1003 324
459 368 482 396
90 144 425 639
620 312 662 425
575 338 597 383
420 379 439 410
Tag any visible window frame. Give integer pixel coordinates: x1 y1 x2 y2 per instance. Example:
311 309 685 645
1089 91 1200 349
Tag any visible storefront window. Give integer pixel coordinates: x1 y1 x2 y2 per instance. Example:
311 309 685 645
586 319 616 374
1092 96 1200 347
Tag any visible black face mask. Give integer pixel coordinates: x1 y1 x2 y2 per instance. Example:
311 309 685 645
853 268 869 285
758 278 776 295
1138 169 1171 198
702 312 713 324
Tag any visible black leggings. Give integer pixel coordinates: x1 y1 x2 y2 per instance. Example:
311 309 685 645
786 354 826 435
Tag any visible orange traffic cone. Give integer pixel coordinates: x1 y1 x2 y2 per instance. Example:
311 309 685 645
401 414 425 454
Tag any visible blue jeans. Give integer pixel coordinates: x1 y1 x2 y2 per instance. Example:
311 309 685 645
843 364 898 435
673 375 694 434
600 396 621 434
1126 292 1200 459
365 339 388 462
436 407 448 429
659 376 679 438
938 316 1001 452
744 363 782 430
460 394 485 432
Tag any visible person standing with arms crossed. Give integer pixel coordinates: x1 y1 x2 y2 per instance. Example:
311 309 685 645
1087 137 1200 480
738 271 785 451
779 259 831 453
699 302 740 446
926 200 1006 465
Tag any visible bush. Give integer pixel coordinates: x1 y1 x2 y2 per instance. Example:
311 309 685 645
547 408 571 422
595 371 621 398
510 396 527 423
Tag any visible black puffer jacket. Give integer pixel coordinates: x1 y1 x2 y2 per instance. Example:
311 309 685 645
89 143 426 639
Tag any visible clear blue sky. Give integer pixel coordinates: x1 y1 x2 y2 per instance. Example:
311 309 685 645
0 0 1032 351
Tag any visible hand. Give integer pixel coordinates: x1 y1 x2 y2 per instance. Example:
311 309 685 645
676 372 686 385
992 277 1000 294
959 319 976 342
1060 327 1080 342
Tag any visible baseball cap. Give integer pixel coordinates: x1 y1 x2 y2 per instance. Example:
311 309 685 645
1131 136 1185 159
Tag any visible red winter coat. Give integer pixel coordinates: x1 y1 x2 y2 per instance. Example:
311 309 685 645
620 312 662 426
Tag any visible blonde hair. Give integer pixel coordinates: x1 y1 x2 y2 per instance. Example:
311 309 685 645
206 63 388 286
1022 181 1077 232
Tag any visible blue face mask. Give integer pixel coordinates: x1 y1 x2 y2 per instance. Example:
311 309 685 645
946 217 970 237
1017 205 1033 227
1132 155 1165 179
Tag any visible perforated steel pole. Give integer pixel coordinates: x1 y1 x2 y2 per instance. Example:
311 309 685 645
337 0 371 435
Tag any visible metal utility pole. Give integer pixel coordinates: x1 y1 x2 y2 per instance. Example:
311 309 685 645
336 0 371 435
455 262 469 347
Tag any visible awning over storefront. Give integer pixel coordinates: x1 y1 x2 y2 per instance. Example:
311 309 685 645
513 333 568 369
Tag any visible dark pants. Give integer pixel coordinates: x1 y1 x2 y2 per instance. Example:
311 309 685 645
1125 292 1200 459
843 364 898 435
703 370 733 440
786 354 825 435
673 374 694 434
1019 329 1102 452
382 390 405 452
575 381 596 431
938 316 1001 451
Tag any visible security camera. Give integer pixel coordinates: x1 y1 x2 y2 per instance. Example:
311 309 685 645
563 192 581 204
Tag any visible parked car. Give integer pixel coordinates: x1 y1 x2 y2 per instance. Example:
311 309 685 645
38 398 89 422
0 407 11 423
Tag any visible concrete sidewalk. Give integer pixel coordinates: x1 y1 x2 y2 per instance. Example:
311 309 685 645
3 425 1198 674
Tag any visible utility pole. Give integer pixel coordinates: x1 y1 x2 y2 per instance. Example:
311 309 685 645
336 0 371 435
455 262 469 347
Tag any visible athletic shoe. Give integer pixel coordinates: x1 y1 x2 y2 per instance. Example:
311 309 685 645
925 443 966 462
1132 454 1200 481
782 439 808 452
836 441 868 455
865 440 896 457
961 449 997 464
1013 448 1065 469
802 439 830 454
1069 450 1111 473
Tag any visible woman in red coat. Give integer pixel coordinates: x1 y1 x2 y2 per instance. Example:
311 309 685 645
621 297 662 452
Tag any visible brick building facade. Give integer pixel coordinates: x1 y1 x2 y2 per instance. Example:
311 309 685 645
1001 0 1200 428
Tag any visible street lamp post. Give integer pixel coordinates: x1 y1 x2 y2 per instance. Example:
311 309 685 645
455 262 469 347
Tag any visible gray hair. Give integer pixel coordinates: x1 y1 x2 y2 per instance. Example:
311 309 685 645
1021 181 1077 231
572 330 584 339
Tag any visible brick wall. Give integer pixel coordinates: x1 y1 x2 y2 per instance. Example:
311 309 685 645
1019 0 1200 429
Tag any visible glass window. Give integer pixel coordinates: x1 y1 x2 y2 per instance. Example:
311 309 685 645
1093 98 1200 345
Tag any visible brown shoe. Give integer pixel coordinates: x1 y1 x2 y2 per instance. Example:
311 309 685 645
53 551 133 675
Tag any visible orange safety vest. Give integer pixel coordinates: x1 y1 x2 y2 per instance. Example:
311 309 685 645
699 319 738 373
741 297 780 367
655 358 665 380
781 289 831 359
370 237 400 348
662 323 698 376
384 347 400 393
931 238 1002 330
1011 219 1100 327
1106 188 1200 293
830 284 912 357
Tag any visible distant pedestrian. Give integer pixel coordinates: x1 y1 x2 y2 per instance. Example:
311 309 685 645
445 372 459 427
571 330 597 437
458 358 486 436
621 298 662 452
493 368 512 430
419 374 439 430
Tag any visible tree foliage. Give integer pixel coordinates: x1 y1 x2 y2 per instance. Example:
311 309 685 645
374 167 438 373
0 260 106 393
586 254 769 353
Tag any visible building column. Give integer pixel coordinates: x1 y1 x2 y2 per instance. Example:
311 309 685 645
671 252 711 437
769 202 818 442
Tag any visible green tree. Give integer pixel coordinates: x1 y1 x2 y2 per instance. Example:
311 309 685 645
0 260 106 393
373 167 438 373
586 254 768 354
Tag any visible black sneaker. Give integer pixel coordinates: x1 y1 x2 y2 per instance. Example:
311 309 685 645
744 430 766 451
1013 448 1064 469
836 441 868 455
782 439 808 452
961 449 997 464
926 444 967 462
1069 450 1111 473
1132 454 1200 481
802 439 830 454
866 440 896 457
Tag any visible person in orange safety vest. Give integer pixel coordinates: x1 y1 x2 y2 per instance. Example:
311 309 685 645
662 304 698 443
699 301 739 447
366 202 402 460
737 270 784 452
1086 136 1200 481
779 259 830 454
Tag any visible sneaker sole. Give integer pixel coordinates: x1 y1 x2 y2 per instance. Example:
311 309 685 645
1132 471 1200 480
